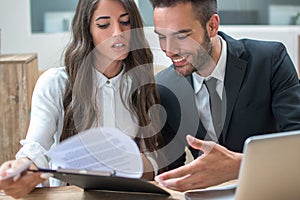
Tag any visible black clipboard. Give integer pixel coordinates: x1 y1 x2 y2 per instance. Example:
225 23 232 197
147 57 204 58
30 168 170 195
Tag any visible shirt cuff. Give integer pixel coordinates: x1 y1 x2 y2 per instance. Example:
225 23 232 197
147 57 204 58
146 156 158 176
15 140 49 169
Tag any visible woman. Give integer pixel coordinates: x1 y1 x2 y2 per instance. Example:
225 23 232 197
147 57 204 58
0 0 163 198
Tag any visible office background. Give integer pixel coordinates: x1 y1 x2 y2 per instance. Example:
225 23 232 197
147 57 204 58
0 0 300 74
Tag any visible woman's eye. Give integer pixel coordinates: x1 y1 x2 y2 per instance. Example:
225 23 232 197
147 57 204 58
97 24 110 29
120 20 130 26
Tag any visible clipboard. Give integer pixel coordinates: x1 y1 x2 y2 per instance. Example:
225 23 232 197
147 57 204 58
30 168 170 195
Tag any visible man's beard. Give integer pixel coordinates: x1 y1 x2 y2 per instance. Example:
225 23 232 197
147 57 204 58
172 31 214 77
192 31 213 72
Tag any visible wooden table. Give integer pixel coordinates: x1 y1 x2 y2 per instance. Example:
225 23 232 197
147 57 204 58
0 185 185 200
0 180 238 200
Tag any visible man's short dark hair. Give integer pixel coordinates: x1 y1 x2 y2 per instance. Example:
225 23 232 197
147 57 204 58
149 0 218 28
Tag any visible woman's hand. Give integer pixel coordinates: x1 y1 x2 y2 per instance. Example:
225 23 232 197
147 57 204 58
0 158 51 199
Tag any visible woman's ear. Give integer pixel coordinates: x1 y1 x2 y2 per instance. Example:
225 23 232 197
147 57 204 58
206 14 220 37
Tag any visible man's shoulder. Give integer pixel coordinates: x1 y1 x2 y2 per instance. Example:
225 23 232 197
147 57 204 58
241 37 285 50
155 67 195 98
219 31 285 53
155 67 173 82
155 67 188 88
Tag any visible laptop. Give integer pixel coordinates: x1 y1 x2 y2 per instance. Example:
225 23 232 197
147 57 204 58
185 130 300 200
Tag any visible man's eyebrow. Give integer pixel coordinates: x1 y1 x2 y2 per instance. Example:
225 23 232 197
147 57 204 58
175 29 192 34
154 29 162 35
154 29 192 35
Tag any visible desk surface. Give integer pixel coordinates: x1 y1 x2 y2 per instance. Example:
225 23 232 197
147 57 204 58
0 180 237 200
0 185 185 200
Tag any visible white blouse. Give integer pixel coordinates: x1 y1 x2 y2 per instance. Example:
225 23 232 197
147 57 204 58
16 66 158 186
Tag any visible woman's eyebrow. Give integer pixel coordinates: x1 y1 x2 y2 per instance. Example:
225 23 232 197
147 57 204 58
120 13 129 18
95 13 128 21
95 16 110 21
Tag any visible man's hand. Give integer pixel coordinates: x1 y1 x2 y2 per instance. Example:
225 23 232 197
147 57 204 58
155 135 242 192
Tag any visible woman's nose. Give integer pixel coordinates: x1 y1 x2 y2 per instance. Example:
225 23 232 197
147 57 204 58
112 24 123 38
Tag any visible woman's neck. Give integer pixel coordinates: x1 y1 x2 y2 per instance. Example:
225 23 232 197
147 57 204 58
94 60 123 79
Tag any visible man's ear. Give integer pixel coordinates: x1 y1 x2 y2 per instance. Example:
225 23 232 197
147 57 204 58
206 14 220 37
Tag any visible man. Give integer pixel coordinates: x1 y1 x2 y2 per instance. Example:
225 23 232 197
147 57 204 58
150 0 300 191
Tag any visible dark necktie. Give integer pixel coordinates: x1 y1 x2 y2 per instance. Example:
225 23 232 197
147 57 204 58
204 78 223 141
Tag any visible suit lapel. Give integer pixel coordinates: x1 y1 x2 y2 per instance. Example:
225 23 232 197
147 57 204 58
222 53 247 143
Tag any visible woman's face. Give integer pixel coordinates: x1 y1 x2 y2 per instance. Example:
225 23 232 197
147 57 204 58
90 0 131 65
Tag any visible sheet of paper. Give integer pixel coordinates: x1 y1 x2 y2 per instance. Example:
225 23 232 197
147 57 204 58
46 127 143 178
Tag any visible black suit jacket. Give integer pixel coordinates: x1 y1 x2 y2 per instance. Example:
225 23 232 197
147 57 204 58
156 32 300 170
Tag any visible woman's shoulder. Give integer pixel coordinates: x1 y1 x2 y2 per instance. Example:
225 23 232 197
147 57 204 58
40 67 68 80
34 67 68 93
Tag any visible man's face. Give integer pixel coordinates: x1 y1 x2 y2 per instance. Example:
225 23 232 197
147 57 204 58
153 2 213 77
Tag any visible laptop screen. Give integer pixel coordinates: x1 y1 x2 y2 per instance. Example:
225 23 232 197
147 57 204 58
236 130 300 200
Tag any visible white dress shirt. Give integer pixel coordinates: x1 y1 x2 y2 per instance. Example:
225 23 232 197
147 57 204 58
192 36 227 142
16 66 158 186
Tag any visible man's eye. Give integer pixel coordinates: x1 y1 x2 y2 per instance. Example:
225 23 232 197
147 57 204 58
158 35 166 40
177 34 188 40
97 24 109 29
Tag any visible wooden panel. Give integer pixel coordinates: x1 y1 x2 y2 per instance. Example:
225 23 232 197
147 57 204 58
0 54 38 164
25 57 39 109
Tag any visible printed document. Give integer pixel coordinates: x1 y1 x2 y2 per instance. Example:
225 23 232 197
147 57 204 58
46 127 143 178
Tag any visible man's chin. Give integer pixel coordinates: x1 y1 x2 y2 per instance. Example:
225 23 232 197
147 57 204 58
174 65 194 77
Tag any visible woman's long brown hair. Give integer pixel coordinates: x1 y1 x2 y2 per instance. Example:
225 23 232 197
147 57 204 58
61 0 163 154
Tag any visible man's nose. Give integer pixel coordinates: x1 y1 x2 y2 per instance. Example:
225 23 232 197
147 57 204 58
164 38 179 57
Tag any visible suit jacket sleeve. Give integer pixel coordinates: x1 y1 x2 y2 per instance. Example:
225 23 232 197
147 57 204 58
270 43 300 130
